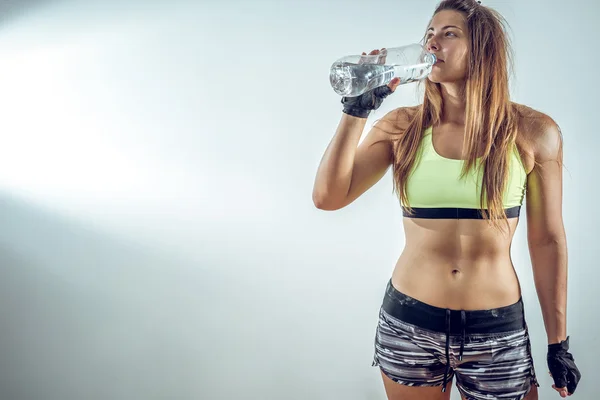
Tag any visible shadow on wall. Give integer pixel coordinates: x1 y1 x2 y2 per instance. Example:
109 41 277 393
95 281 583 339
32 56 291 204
0 192 227 400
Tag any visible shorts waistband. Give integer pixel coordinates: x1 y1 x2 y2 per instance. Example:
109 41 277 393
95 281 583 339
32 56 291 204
382 279 526 335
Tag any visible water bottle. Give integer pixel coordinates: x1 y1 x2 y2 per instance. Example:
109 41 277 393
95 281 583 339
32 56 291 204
329 43 436 97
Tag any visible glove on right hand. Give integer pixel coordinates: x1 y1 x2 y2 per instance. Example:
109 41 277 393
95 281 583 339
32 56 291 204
341 85 394 119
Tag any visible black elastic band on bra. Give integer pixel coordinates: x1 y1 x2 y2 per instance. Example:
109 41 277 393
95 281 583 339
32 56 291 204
402 206 521 219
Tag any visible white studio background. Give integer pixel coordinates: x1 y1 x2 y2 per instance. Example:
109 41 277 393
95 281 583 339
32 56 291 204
0 0 597 399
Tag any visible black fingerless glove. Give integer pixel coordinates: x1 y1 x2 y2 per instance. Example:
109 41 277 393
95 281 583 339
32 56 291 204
341 85 393 119
547 336 581 394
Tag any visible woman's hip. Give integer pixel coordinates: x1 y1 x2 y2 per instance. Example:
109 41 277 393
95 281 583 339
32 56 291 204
380 278 527 336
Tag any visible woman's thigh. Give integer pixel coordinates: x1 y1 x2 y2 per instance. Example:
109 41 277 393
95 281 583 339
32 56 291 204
523 385 538 400
381 370 452 400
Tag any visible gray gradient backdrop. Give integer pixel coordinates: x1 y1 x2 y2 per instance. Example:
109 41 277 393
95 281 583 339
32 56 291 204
0 0 597 399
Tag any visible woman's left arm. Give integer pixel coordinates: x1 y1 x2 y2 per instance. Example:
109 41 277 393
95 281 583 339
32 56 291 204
525 118 567 345
525 117 581 396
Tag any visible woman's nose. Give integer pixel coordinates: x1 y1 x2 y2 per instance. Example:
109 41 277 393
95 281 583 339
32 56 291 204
427 38 439 52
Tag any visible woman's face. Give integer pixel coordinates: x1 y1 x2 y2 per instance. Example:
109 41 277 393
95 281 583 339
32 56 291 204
425 10 469 84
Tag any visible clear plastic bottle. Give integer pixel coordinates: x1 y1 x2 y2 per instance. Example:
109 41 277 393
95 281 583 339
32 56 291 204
329 43 437 97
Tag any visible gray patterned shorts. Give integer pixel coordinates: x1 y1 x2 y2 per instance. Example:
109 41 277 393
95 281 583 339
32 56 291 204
372 279 539 400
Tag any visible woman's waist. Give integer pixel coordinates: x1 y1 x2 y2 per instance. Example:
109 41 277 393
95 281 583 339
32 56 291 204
391 253 522 311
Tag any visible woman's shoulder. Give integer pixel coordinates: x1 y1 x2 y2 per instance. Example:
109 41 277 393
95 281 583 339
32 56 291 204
512 102 561 139
373 105 420 135
512 102 563 162
393 105 420 125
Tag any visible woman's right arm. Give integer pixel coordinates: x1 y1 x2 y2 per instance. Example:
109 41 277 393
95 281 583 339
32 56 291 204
312 108 401 211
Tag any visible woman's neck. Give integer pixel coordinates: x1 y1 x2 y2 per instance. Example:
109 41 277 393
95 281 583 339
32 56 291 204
439 82 466 126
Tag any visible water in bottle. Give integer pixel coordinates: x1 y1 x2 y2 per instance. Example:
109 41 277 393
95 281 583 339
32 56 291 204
329 43 436 97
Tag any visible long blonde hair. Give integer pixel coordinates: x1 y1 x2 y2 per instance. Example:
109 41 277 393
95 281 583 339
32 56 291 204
391 0 518 230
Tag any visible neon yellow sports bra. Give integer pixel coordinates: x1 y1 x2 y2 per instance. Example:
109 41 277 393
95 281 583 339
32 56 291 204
403 126 527 219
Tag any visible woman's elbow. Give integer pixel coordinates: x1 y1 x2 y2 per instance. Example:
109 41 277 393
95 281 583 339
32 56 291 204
312 191 343 211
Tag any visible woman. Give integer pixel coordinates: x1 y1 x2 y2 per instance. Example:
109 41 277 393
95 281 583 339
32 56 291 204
312 0 581 399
